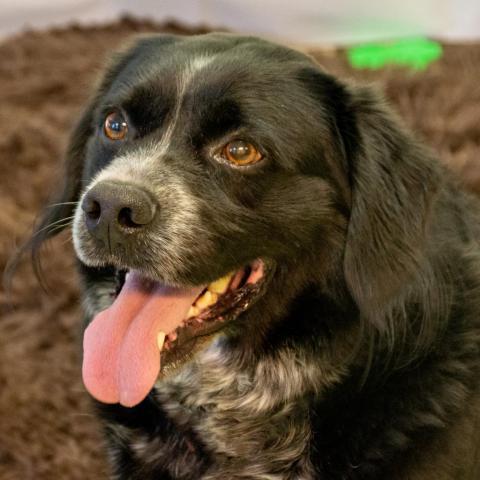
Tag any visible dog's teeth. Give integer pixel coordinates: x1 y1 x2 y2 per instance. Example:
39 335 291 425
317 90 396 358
208 273 234 294
195 290 218 309
157 332 166 351
187 306 200 318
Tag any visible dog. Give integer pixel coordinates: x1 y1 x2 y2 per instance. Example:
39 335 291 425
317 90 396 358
31 33 480 479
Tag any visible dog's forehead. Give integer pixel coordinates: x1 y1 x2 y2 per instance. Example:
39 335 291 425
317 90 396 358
107 34 309 103
133 33 305 70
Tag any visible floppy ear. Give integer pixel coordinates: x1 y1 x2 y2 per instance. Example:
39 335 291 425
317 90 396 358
1 97 97 288
31 105 94 245
342 86 441 324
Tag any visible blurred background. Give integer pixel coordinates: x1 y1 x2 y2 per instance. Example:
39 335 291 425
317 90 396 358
1 0 480 44
0 2 479 480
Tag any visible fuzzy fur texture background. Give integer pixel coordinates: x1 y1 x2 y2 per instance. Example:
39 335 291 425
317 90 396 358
0 17 479 480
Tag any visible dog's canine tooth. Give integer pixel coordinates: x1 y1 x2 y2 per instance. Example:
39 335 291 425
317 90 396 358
195 290 218 310
157 332 166 351
208 272 234 294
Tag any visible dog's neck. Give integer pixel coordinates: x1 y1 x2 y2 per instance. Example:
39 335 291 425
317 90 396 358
148 281 359 478
149 337 337 478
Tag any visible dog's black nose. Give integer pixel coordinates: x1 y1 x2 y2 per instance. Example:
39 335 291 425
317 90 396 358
82 181 157 249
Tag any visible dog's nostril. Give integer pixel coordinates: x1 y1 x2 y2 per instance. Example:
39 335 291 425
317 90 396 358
82 198 101 221
118 207 140 229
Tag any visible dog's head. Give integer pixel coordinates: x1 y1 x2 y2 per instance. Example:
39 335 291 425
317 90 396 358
33 33 441 407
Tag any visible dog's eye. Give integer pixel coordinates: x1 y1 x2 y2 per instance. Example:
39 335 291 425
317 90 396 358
222 140 263 166
103 111 128 141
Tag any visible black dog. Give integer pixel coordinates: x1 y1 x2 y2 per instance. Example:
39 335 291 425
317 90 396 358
33 33 480 479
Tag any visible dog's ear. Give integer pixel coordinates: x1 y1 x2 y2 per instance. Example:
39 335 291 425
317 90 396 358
342 86 441 324
34 104 93 242
12 94 97 283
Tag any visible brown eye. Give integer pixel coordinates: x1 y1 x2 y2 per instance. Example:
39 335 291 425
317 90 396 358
103 111 128 141
222 140 263 166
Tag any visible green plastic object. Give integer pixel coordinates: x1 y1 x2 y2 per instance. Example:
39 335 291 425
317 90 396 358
347 37 443 70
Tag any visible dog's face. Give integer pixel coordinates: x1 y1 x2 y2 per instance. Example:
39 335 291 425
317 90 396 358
35 33 440 407
73 34 350 286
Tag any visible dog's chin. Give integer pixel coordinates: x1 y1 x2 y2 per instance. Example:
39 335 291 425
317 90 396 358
108 258 274 378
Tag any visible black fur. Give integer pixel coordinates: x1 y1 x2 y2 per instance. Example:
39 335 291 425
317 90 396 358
32 33 480 479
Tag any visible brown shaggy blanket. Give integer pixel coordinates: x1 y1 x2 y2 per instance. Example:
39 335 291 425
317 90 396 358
0 17 479 479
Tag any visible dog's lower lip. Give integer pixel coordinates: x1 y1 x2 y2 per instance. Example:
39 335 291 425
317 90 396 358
161 260 272 372
112 259 269 367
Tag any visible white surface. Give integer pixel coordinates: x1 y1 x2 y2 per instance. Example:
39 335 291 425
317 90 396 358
0 0 479 44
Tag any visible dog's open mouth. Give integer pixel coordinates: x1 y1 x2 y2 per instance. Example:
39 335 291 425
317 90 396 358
82 259 269 408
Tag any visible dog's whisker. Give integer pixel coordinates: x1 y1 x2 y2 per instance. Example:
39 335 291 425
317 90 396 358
45 224 72 237
60 234 73 245
68 412 97 418
46 201 79 208
33 216 75 237
35 223 73 239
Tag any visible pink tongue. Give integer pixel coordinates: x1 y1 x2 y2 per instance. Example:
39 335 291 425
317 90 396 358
82 272 203 407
